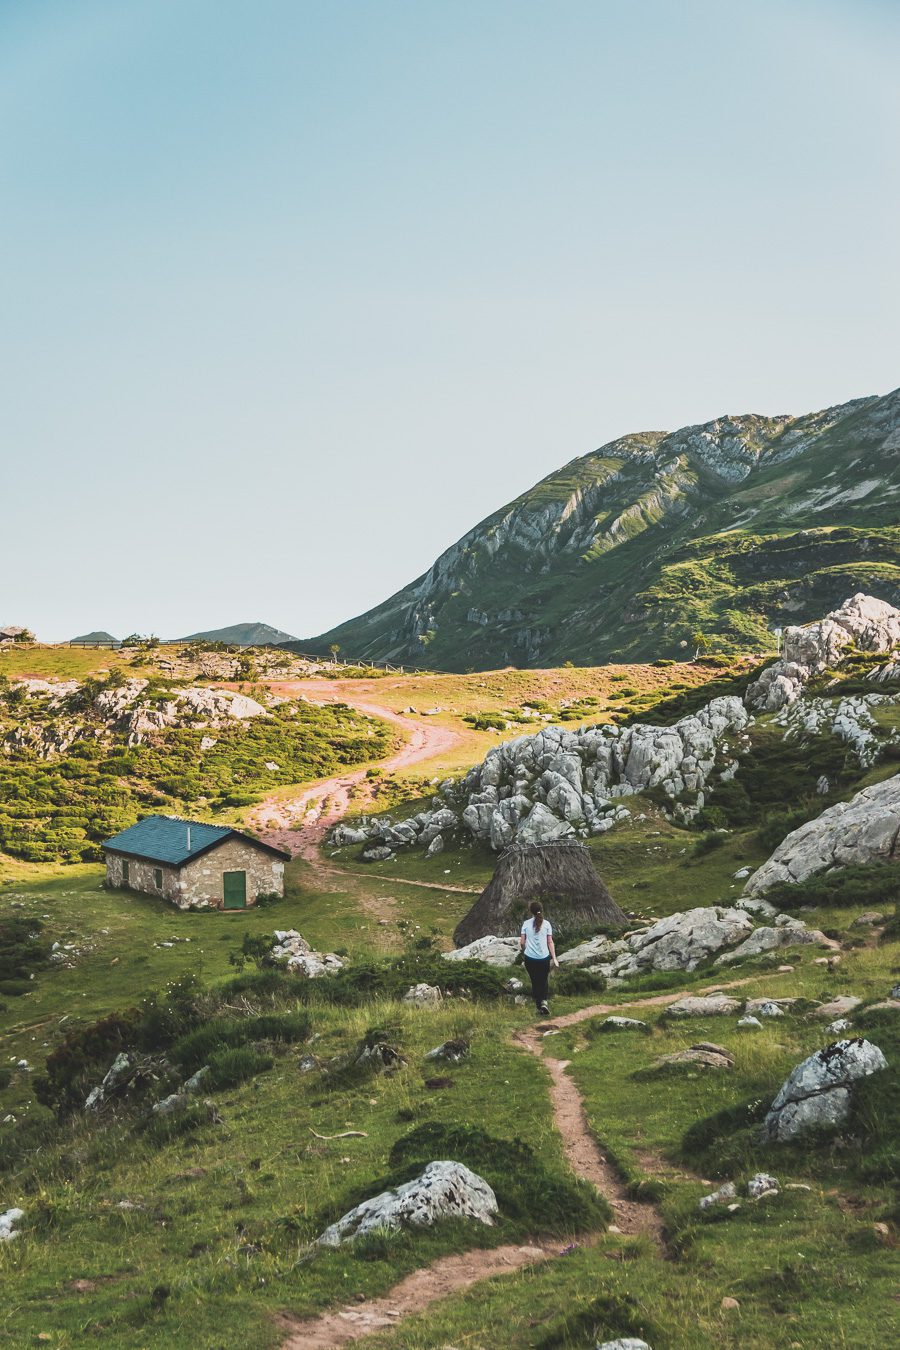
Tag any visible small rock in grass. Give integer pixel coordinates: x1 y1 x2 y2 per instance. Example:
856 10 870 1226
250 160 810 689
851 911 884 927
699 1181 737 1210
738 1015 762 1029
785 1183 812 1192
777 964 794 973
599 1017 650 1033
184 1066 210 1094
502 977 523 993
0 1207 25 1242
813 996 862 1019
720 1296 740 1311
748 1001 784 1018
424 1038 469 1063
665 994 741 1018
596 1341 653 1350
826 1019 851 1035
747 1173 779 1198
152 1092 188 1116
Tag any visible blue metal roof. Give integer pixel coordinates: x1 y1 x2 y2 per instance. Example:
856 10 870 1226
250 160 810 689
102 816 235 866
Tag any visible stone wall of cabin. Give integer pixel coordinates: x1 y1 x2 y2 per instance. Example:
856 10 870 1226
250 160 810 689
177 837 285 911
105 853 180 903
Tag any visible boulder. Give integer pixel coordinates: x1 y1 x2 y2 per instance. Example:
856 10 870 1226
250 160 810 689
813 996 862 1020
738 1015 762 1028
851 911 885 927
271 930 344 977
425 833 445 856
598 1017 650 1033
621 907 752 974
85 1052 133 1110
316 1161 498 1246
558 935 618 967
714 923 830 965
362 845 394 863
653 1042 734 1070
152 1092 188 1116
761 1039 888 1142
517 803 575 846
442 936 521 967
744 773 900 895
402 983 442 1008
664 994 741 1017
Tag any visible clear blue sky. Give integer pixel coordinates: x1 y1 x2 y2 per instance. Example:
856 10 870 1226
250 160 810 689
3 0 898 642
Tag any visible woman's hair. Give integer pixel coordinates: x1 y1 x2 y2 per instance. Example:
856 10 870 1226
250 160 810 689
528 900 544 931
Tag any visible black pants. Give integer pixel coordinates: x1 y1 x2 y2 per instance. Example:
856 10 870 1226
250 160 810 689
523 955 551 1007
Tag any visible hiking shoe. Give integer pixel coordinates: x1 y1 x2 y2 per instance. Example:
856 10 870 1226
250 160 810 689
539 1001 550 1015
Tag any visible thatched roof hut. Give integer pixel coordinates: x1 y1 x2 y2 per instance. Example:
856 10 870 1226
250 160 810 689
453 841 627 947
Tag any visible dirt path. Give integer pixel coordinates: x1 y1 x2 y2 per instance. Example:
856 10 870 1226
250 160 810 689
242 681 461 864
277 967 784 1347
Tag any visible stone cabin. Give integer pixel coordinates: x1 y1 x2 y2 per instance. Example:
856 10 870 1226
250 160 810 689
102 816 290 911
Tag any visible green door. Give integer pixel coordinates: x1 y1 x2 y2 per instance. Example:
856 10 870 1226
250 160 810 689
223 871 247 910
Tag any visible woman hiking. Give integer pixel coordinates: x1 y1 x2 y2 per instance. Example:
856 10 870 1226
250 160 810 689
519 900 559 1015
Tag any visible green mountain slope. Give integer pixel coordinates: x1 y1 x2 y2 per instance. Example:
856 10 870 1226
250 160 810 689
305 388 900 669
178 621 296 646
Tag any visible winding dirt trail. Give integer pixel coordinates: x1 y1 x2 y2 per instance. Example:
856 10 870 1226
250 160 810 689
244 681 462 864
277 967 783 1348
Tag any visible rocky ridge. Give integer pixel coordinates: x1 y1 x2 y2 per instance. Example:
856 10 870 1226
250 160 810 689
334 594 900 859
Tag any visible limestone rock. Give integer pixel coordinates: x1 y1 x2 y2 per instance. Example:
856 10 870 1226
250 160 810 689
361 845 394 862
316 1161 498 1246
596 1342 653 1350
747 1172 779 1198
442 936 520 967
744 773 900 895
738 1015 762 1028
745 594 900 710
152 1091 188 1116
665 994 741 1017
654 1043 734 1070
85 1052 133 1110
402 983 442 1008
424 1038 469 1063
714 923 830 965
270 930 344 977
598 1017 650 1033
425 833 445 856
558 935 617 967
813 996 862 1020
699 1181 737 1210
761 1038 888 1142
621 907 752 974
0 1207 25 1242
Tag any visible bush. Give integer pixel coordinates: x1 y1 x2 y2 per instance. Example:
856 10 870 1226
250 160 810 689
170 1010 311 1071
207 1046 273 1090
763 864 900 914
314 1122 609 1240
0 1068 12 1090
35 1011 141 1117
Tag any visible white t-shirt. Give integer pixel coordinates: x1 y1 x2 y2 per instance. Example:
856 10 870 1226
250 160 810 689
521 916 552 960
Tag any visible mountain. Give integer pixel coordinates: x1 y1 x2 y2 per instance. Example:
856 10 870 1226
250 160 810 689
70 630 118 644
177 622 297 647
305 387 900 670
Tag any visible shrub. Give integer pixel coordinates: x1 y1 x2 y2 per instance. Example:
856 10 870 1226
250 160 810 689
207 1046 273 1090
763 865 900 914
170 1010 311 1071
314 1122 610 1240
35 1011 141 1117
0 1068 12 1090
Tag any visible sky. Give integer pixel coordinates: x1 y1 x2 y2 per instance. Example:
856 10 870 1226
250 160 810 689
2 0 899 643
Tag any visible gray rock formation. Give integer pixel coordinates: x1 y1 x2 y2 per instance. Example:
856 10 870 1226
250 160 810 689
761 1039 888 1142
402 983 442 1007
746 594 900 711
316 1161 497 1246
744 773 900 894
270 930 344 977
441 935 521 967
665 994 741 1017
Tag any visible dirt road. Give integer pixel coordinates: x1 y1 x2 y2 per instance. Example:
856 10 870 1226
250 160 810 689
246 681 461 862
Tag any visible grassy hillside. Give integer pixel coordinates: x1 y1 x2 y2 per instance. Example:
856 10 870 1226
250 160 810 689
304 388 900 669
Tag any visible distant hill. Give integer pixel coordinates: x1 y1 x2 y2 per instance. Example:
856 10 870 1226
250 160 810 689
70 631 118 644
304 387 900 669
177 622 297 647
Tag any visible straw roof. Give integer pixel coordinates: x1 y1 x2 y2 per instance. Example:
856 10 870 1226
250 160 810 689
453 840 627 947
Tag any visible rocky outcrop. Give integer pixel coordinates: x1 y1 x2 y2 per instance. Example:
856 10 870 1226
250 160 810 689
442 936 520 967
746 594 900 711
714 918 833 964
338 697 749 853
761 1039 888 1142
775 693 895 767
664 994 741 1017
744 773 900 894
269 930 344 977
607 908 752 977
316 1161 498 1246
